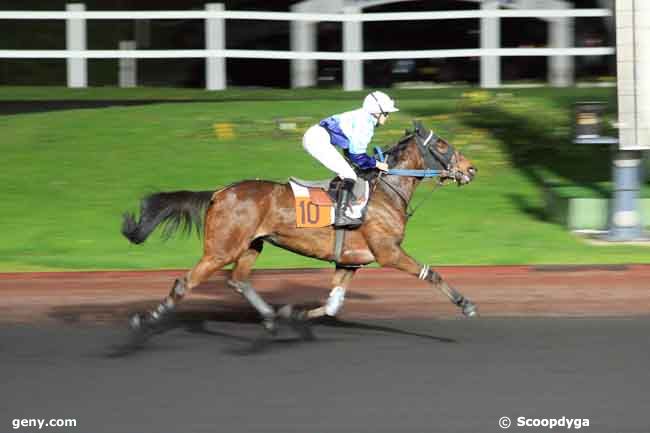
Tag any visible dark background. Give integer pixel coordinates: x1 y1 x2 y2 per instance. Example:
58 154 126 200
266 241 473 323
0 0 613 88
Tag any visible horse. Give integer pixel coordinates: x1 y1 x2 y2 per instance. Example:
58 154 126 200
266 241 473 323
122 121 478 334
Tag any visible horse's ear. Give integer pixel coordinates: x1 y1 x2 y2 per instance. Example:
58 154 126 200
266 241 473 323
412 120 424 133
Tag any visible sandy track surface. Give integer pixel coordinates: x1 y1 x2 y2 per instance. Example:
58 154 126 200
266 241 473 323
2 265 649 324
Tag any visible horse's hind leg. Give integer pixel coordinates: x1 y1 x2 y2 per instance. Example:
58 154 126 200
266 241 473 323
227 239 278 332
301 266 357 319
130 254 227 331
230 239 263 284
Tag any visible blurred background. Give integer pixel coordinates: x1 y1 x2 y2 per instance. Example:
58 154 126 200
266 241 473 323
0 0 614 88
2 0 648 272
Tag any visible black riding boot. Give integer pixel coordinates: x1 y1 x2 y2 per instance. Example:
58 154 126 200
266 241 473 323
334 179 362 228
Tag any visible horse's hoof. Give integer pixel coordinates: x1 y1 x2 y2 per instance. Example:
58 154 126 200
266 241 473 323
262 317 278 335
462 300 478 318
277 304 309 322
129 313 145 331
277 304 294 320
292 309 308 322
129 311 170 335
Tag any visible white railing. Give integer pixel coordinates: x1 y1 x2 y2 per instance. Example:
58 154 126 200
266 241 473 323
0 48 615 60
0 47 614 60
0 5 615 90
0 9 614 20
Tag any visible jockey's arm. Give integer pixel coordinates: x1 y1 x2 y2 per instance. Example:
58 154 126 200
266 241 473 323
347 132 389 171
346 122 379 170
346 151 389 171
347 151 377 170
339 110 389 171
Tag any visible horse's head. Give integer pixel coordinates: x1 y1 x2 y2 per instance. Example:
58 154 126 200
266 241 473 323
423 134 477 185
388 121 476 185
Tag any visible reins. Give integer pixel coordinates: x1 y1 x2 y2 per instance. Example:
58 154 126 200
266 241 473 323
373 129 447 219
379 131 445 179
377 173 442 219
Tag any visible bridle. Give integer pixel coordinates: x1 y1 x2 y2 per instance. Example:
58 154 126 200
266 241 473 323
374 128 467 218
417 130 456 172
379 129 460 179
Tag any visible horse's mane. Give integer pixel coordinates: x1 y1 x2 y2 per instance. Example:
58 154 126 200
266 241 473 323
355 121 429 180
383 118 433 166
383 133 416 165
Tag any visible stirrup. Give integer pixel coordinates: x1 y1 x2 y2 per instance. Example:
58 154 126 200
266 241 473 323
334 214 362 228
334 204 362 227
335 179 362 228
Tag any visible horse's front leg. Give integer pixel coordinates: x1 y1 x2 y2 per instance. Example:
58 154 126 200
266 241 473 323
277 266 357 323
371 243 478 317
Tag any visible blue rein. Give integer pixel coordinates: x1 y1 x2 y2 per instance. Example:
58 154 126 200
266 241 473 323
374 146 441 178
387 168 441 177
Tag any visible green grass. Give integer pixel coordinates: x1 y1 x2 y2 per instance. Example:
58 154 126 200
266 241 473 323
550 184 650 200
1 85 647 272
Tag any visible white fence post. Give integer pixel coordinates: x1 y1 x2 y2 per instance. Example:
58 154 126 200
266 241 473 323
616 0 650 151
66 3 87 88
290 3 316 88
0 7 614 91
607 0 649 240
205 3 226 90
343 5 363 91
549 1 574 87
118 41 136 87
480 0 500 88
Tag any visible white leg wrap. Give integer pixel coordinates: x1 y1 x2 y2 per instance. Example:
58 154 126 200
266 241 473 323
324 286 346 317
229 280 275 319
242 286 275 318
418 265 430 280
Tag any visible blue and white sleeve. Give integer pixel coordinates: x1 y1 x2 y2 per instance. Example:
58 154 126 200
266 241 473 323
347 151 377 169
346 120 376 169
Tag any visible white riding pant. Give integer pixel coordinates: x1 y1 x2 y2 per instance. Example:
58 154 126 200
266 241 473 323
302 125 357 181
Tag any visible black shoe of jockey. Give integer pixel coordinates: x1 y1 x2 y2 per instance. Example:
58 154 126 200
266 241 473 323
334 178 362 228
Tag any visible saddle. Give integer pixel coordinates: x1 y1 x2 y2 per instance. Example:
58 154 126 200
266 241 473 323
289 177 369 228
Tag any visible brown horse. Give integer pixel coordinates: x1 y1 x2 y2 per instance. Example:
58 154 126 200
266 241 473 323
123 121 477 333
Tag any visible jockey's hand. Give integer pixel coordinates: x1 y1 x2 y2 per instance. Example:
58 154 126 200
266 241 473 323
376 162 389 172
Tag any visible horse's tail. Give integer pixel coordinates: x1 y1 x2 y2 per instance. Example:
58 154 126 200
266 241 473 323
121 190 214 244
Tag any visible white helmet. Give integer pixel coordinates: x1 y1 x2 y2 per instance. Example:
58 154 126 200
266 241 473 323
362 91 399 115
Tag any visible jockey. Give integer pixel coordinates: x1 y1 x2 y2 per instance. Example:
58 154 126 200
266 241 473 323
302 91 399 227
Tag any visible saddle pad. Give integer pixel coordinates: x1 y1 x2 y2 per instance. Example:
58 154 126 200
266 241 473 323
309 188 333 206
289 181 334 228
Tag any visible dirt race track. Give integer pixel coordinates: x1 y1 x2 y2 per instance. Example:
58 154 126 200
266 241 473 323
2 266 650 433
2 265 650 324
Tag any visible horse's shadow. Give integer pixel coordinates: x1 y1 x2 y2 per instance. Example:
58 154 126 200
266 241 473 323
101 306 457 358
315 317 457 344
101 309 274 358
47 295 457 358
